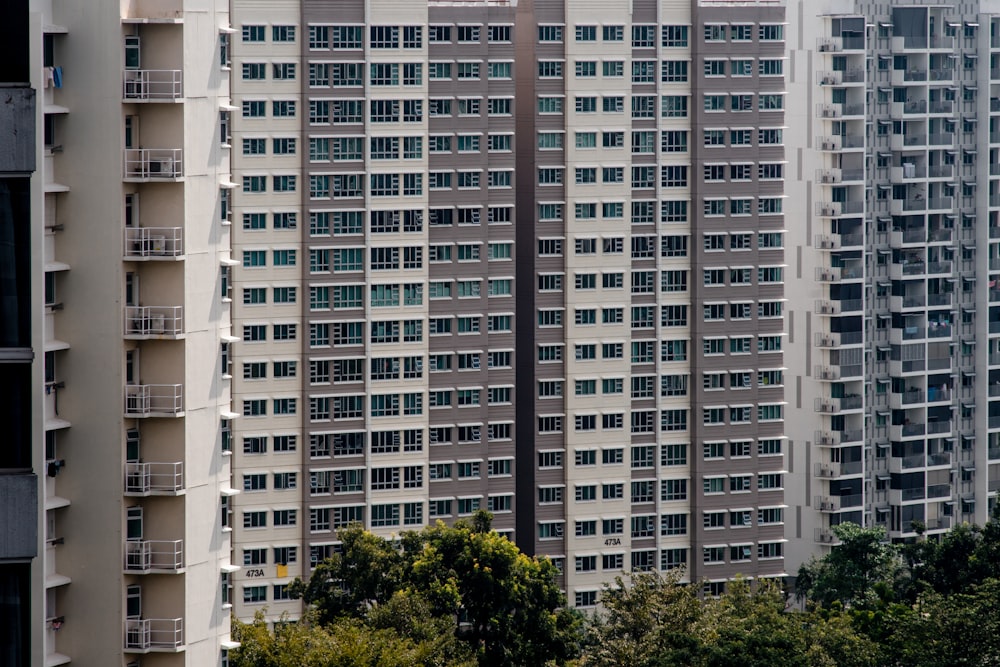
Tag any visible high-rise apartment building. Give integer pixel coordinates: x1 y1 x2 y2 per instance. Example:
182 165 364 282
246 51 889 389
230 0 520 622
0 2 39 666
519 0 788 605
785 0 1000 573
16 0 240 665
230 0 787 618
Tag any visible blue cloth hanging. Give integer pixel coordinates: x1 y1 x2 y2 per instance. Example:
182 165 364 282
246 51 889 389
52 66 63 88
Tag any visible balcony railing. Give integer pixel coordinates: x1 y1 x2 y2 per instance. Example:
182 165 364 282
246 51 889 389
927 483 951 499
815 495 840 512
124 384 183 417
123 149 183 180
124 539 184 573
926 516 952 531
123 69 183 101
123 618 184 651
124 306 184 338
815 463 840 478
839 493 863 508
927 421 952 434
124 227 184 259
125 461 184 495
815 528 837 544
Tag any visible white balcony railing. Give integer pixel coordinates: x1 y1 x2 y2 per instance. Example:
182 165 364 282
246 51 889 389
124 227 184 258
124 539 184 572
124 306 184 338
125 461 184 495
124 618 184 651
123 69 183 100
124 384 183 417
123 149 183 180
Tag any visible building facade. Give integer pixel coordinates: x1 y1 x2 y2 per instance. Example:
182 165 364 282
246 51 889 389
230 0 787 618
785 0 1000 574
520 0 788 605
0 2 39 666
22 0 240 665
230 0 520 621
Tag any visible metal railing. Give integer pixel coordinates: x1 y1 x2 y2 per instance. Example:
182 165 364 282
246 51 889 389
122 69 183 100
125 461 184 494
123 227 184 258
123 148 183 179
124 306 184 337
124 539 184 572
123 618 184 650
124 384 183 416
927 483 951 499
927 421 952 434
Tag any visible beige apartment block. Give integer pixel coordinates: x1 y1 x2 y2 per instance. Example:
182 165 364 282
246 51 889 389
228 0 787 619
24 0 240 664
522 0 788 606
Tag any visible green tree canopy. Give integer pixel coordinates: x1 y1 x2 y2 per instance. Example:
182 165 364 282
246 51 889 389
287 510 583 667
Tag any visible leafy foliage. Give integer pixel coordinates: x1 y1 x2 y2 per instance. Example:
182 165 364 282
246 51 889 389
233 512 1000 667
282 511 582 667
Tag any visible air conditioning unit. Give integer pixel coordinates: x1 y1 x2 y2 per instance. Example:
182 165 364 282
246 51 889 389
148 313 166 334
149 158 174 176
822 140 837 150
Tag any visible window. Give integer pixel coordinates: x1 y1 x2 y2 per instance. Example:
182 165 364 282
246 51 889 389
575 25 596 41
662 25 688 46
661 60 688 82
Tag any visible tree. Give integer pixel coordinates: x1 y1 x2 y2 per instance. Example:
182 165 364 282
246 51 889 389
796 523 900 608
288 511 583 666
583 571 879 667
229 610 474 667
698 578 812 667
583 569 703 667
286 524 403 624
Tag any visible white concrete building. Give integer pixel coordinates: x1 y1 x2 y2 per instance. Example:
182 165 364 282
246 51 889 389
24 0 240 664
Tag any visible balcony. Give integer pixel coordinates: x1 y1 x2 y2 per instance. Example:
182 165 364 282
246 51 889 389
816 200 864 217
124 539 184 573
928 100 954 114
815 429 864 446
815 496 840 512
814 331 863 348
815 365 862 381
123 148 183 181
926 516 952 531
815 528 837 544
891 422 926 440
124 461 184 495
816 168 864 184
927 452 952 467
124 306 184 339
123 227 184 260
815 463 840 478
123 69 183 101
817 102 864 119
891 133 926 151
124 384 183 417
816 134 865 151
817 35 865 52
124 618 184 652
817 69 865 85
